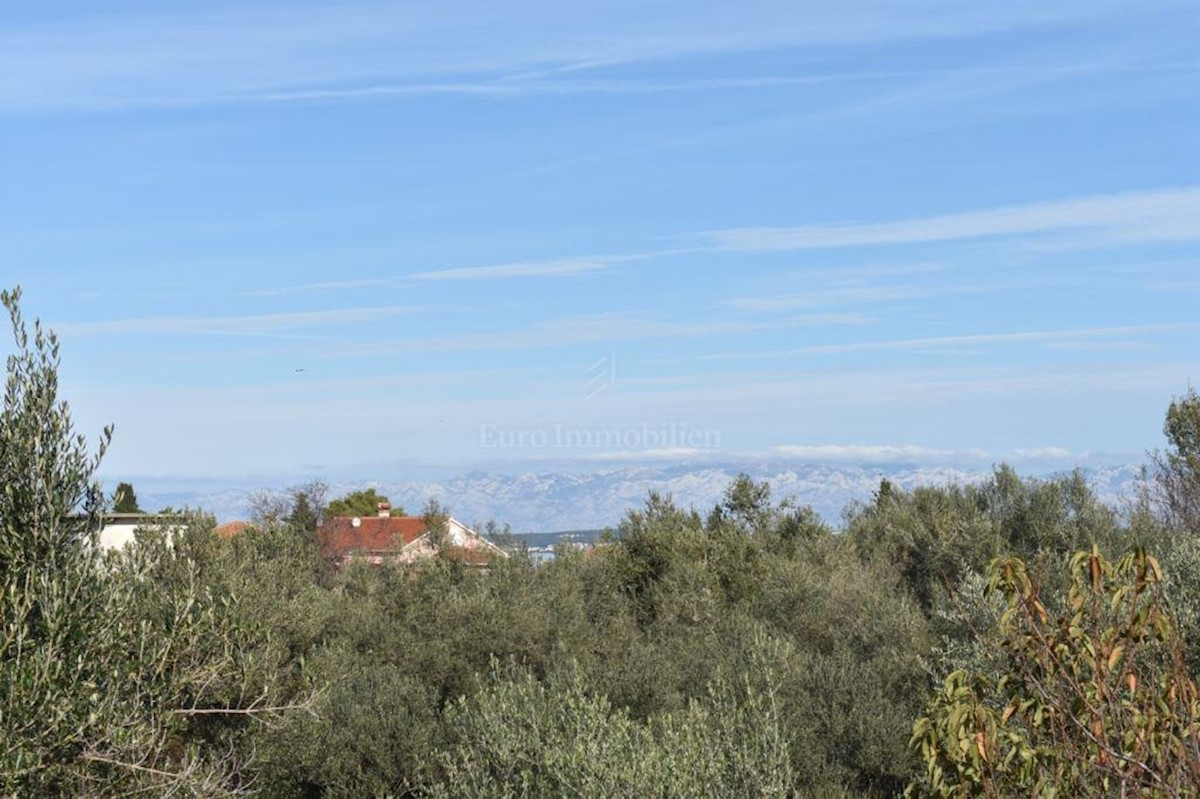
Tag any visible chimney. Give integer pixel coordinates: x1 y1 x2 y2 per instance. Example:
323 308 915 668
377 502 391 518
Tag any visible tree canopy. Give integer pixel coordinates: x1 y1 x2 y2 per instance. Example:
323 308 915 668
5 284 1200 796
0 288 308 794
1153 388 1200 533
112 481 141 513
325 487 400 518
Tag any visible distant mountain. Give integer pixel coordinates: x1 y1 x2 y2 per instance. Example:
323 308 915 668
130 462 1147 534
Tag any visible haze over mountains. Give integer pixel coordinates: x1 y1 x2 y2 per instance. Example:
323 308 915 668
123 461 1146 533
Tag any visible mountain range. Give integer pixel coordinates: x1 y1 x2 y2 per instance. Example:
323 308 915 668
128 462 1147 534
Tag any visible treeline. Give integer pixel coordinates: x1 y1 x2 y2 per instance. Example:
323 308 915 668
4 286 1200 796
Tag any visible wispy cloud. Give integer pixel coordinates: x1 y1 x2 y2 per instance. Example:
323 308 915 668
781 262 949 282
1011 446 1078 460
770 443 1087 463
234 185 1200 302
802 323 1198 355
307 310 867 357
510 41 1200 180
244 277 410 298
410 256 629 281
697 322 1198 361
1145 279 1200 292
771 443 972 462
53 305 446 338
727 279 1030 312
705 187 1200 251
245 248 701 295
0 2 1153 112
585 447 719 461
240 73 925 105
243 256 633 299
1044 340 1148 352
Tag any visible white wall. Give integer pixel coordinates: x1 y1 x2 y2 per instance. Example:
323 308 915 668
98 522 141 550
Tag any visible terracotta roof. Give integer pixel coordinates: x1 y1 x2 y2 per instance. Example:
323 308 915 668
215 520 252 539
318 515 429 561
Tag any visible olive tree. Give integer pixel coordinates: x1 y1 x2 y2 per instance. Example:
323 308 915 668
426 637 797 798
0 288 307 795
0 287 117 792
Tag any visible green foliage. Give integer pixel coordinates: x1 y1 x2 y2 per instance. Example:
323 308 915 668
256 648 436 797
425 637 796 798
249 479 329 539
719 473 775 534
286 479 328 537
325 488 398 518
286 492 318 534
112 481 141 513
922 568 1007 684
1151 388 1200 532
1164 390 1200 484
908 547 1200 797
0 288 108 572
0 288 308 795
1 286 114 792
847 466 1124 612
753 540 931 793
11 286 1200 797
237 480 932 796
1159 532 1200 673
422 497 450 550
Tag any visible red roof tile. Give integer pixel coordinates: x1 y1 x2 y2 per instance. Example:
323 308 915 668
318 515 429 561
215 520 251 539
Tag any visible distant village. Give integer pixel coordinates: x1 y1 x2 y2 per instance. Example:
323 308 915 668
95 488 589 567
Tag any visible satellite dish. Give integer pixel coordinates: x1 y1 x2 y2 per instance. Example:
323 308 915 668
351 517 361 528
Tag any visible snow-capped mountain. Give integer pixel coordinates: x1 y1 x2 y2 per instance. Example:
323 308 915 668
129 462 1147 533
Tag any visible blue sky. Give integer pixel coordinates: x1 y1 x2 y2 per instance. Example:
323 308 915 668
2 1 1199 479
